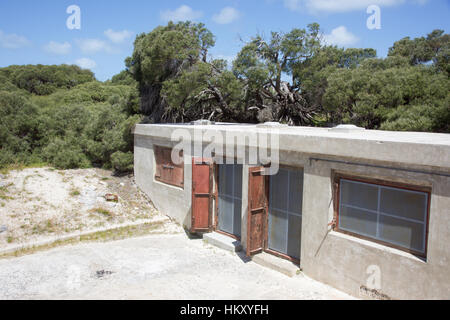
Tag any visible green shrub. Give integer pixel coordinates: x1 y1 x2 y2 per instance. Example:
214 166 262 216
0 65 141 172
111 151 134 173
42 137 91 169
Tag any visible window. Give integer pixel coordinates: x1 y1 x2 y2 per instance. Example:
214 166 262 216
268 167 303 260
217 164 243 237
335 176 430 257
154 146 184 188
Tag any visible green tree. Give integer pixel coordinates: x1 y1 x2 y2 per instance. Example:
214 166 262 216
293 46 376 122
323 56 449 132
388 29 450 75
0 91 41 166
233 23 322 125
161 59 246 122
126 21 215 121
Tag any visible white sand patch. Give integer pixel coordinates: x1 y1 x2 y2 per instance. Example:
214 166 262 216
0 167 179 248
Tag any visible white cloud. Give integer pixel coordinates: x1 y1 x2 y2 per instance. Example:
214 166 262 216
212 7 241 24
160 5 203 22
44 41 71 55
0 30 30 49
76 38 113 54
323 26 359 46
284 0 410 13
104 29 133 44
75 58 97 69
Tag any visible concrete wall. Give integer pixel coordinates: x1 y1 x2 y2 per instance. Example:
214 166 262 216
134 124 450 299
134 134 192 228
300 156 450 300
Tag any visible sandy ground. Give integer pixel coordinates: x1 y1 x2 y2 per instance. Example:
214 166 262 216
0 167 177 249
0 233 354 300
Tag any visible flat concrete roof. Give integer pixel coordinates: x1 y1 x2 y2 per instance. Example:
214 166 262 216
134 123 450 170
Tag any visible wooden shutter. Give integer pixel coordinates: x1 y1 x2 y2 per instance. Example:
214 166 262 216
154 146 163 179
191 158 213 233
247 166 268 256
154 146 184 188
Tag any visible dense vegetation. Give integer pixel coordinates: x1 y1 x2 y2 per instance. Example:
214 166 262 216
0 64 141 171
0 22 448 171
128 22 449 131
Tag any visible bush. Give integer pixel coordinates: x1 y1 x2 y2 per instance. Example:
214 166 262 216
0 64 95 95
0 65 142 172
42 137 91 169
111 151 134 173
0 91 41 167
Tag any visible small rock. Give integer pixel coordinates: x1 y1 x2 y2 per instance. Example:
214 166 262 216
0 225 7 233
105 194 119 202
120 183 125 187
0 174 5 179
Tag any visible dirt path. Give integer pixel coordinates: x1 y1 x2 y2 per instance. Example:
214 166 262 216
0 167 179 250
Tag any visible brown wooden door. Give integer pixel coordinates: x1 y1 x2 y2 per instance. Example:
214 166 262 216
191 158 213 233
247 166 268 256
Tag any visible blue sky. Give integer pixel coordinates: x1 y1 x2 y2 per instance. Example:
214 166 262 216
0 0 448 81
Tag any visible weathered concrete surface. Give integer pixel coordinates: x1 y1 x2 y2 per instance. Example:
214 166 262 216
134 135 192 228
0 234 353 300
133 123 450 300
134 123 450 169
252 253 299 278
301 157 450 300
203 232 242 253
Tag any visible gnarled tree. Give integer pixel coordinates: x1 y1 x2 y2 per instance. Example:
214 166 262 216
125 21 215 123
233 23 322 125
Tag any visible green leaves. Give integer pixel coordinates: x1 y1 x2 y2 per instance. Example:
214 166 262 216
127 21 215 86
0 64 95 95
323 56 450 132
388 29 450 75
0 65 142 172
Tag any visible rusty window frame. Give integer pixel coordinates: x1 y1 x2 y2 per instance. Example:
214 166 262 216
154 145 184 188
333 173 431 259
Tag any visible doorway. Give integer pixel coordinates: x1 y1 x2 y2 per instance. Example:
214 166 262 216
267 167 303 261
217 164 243 238
246 166 303 262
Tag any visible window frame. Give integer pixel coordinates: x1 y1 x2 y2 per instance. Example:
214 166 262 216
333 174 431 259
215 163 243 240
154 145 184 188
264 165 304 264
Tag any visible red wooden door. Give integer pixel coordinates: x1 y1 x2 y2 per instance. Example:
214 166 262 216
191 158 213 233
247 167 268 256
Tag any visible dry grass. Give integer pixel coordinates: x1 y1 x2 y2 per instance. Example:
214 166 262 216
90 207 114 219
0 183 14 201
70 189 81 197
0 221 168 260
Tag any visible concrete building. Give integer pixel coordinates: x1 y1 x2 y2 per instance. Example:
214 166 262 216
133 122 450 300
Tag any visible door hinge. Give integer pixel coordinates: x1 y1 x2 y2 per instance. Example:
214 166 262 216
328 217 337 229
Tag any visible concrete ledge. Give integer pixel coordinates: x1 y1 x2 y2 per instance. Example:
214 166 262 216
252 252 300 277
0 218 168 257
203 232 242 253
